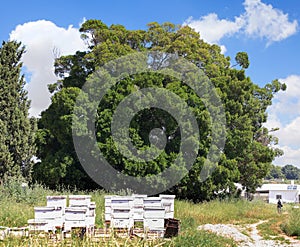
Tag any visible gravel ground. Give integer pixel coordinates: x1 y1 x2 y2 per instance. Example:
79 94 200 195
198 221 300 247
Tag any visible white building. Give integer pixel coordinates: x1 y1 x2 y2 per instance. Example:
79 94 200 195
255 181 300 204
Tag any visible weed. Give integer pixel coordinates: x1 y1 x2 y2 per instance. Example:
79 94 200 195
281 207 300 237
0 181 295 246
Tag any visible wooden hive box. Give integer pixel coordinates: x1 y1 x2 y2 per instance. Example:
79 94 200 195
143 197 162 208
111 218 134 229
159 194 175 219
111 207 131 219
69 195 91 207
65 207 87 221
27 219 51 232
144 206 165 219
46 195 67 209
111 196 133 209
34 206 63 219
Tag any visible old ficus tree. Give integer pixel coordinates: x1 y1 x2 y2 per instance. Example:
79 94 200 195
34 20 284 201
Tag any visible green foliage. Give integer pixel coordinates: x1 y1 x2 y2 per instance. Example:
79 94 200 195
170 229 237 247
266 164 285 179
0 41 36 182
234 51 249 69
266 164 300 180
0 177 54 206
175 199 278 225
281 208 300 236
35 20 284 200
257 217 286 240
282 164 300 180
34 87 98 189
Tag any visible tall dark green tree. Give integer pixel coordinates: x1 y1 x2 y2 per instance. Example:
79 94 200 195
35 20 284 200
0 41 36 181
265 164 284 180
282 164 300 180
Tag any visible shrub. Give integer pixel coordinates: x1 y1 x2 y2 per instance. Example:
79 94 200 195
281 208 300 236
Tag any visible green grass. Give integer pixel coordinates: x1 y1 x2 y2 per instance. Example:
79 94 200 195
0 181 294 246
256 216 292 244
257 218 281 239
168 229 237 247
174 198 279 226
0 232 237 247
281 207 300 237
0 235 165 247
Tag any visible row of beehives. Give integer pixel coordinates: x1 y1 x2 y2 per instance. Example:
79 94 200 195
27 195 95 233
105 194 175 234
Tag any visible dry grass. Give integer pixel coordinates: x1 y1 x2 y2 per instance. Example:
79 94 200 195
175 199 279 227
0 182 286 247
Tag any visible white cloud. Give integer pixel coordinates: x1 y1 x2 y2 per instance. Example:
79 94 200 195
183 14 243 44
243 0 298 45
265 75 300 167
269 117 300 149
10 20 87 117
266 75 300 129
183 0 298 50
273 146 300 168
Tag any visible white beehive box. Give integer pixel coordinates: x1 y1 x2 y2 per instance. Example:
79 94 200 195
34 206 63 219
69 195 91 206
111 218 134 229
144 207 165 219
27 218 64 232
144 218 164 230
87 202 96 216
65 207 87 221
104 195 112 206
105 206 112 214
86 216 95 227
159 194 175 213
164 211 174 219
64 207 89 231
143 197 162 207
111 208 131 219
27 219 52 232
0 227 8 240
132 194 147 206
105 213 111 221
105 214 111 221
46 218 64 229
132 208 144 220
86 202 96 226
111 196 133 209
64 220 86 231
46 196 67 209
104 196 112 221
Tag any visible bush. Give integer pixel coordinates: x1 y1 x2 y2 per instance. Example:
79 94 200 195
0 176 51 205
281 208 300 236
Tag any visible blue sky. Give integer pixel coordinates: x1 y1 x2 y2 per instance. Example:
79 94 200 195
1 0 299 84
1 0 300 166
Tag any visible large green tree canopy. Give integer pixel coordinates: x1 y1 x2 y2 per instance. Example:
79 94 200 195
35 20 284 201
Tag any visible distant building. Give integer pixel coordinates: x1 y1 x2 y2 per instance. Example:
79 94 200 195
255 181 300 204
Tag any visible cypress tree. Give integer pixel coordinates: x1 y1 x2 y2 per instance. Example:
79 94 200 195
0 41 36 181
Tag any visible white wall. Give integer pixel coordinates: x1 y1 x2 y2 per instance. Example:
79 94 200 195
269 190 299 204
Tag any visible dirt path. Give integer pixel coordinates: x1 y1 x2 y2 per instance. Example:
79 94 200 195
198 220 300 247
